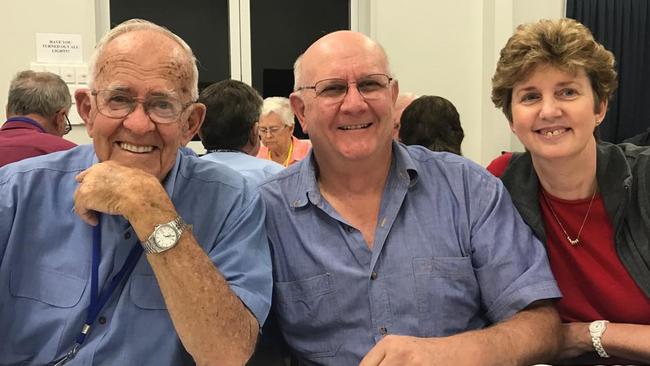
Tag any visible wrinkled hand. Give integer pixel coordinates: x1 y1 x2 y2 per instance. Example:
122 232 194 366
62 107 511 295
73 161 169 226
359 335 471 366
556 322 592 360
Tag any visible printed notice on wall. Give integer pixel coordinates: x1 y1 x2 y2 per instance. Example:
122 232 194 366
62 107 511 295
36 33 82 63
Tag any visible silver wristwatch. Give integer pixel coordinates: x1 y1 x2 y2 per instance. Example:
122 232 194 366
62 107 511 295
589 320 610 358
142 216 189 254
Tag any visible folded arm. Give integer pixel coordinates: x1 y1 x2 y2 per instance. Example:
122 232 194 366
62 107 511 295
360 300 561 366
74 161 260 366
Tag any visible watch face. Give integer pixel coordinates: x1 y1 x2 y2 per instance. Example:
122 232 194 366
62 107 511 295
590 321 605 333
154 224 179 248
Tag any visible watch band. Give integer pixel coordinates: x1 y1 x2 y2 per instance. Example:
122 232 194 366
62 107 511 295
589 320 610 358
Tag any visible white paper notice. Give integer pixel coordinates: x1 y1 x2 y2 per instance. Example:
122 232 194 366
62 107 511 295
36 33 82 63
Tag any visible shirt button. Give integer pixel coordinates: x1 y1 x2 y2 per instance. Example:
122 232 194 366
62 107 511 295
345 225 354 233
379 326 388 335
370 271 378 280
98 316 107 325
124 231 131 240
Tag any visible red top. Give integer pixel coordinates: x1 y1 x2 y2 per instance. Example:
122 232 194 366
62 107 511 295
485 151 513 176
0 118 76 167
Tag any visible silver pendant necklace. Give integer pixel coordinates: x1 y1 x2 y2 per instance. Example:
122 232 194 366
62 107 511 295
541 188 598 246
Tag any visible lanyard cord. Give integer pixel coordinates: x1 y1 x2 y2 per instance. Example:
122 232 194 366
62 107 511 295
51 217 143 365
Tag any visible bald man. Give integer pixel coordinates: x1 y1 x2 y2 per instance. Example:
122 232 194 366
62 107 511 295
258 31 562 365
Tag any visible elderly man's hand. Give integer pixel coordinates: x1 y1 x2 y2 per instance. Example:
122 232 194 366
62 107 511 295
73 160 174 226
359 334 477 366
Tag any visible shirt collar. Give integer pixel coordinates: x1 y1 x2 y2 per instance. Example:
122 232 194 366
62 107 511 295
287 141 419 209
3 116 47 133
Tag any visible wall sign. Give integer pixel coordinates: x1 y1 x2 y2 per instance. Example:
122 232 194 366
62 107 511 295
36 33 82 63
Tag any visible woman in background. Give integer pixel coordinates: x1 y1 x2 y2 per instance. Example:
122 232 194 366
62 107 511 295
489 18 650 364
399 95 464 155
257 97 311 167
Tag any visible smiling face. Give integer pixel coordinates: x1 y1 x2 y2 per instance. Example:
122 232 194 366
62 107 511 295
290 31 398 166
75 30 204 181
510 64 606 162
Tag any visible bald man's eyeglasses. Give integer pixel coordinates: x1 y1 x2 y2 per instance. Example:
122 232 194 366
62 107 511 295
92 90 194 124
296 74 392 104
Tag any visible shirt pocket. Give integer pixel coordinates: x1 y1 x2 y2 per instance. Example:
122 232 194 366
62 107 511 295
10 266 85 307
129 274 167 310
412 256 480 336
274 273 340 359
5 266 86 364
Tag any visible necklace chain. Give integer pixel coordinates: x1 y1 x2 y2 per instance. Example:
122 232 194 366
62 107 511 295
541 188 598 246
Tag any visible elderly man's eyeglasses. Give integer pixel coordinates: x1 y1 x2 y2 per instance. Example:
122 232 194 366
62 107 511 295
296 74 392 104
259 126 287 135
91 90 194 124
63 114 72 135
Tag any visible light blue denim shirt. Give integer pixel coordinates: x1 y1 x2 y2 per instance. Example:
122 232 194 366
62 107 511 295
259 142 561 365
201 151 283 185
0 145 272 365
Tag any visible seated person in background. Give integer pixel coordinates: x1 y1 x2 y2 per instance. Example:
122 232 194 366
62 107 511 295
259 29 562 366
489 18 650 364
199 79 283 184
0 70 76 167
399 95 464 155
0 19 271 366
392 92 417 138
256 96 311 167
623 126 650 146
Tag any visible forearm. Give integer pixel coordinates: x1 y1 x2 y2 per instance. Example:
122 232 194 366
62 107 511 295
148 234 258 365
130 205 257 365
601 323 650 362
453 301 561 365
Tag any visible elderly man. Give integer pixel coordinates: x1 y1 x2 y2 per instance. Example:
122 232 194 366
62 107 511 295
199 79 283 184
0 19 271 366
258 31 562 365
0 70 76 166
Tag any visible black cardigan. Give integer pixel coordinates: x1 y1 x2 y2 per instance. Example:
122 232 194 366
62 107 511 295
500 142 650 298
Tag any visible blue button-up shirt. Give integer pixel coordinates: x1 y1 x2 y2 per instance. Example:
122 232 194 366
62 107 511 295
259 143 560 365
0 145 272 365
201 151 283 185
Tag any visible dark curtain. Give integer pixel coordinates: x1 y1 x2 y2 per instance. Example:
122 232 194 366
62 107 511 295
567 0 650 143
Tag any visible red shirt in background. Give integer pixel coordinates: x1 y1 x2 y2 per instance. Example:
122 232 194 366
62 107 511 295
0 117 76 167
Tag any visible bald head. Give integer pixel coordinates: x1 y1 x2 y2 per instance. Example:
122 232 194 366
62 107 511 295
294 31 391 89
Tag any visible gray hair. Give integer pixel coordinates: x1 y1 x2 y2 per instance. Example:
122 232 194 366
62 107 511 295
89 18 199 101
261 97 294 127
6 70 71 118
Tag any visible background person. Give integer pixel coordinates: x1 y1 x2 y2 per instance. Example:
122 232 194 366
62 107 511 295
0 19 271 366
490 18 650 365
198 79 283 184
256 96 311 167
0 70 75 167
259 30 562 366
391 92 417 138
399 95 464 155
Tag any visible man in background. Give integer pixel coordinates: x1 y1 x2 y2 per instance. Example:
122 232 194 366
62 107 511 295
0 70 76 166
199 79 283 184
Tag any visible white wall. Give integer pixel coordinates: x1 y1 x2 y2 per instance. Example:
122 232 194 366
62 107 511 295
370 0 564 164
0 0 96 145
0 0 564 160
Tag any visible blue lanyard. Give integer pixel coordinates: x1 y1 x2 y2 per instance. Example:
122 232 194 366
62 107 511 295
51 218 143 365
